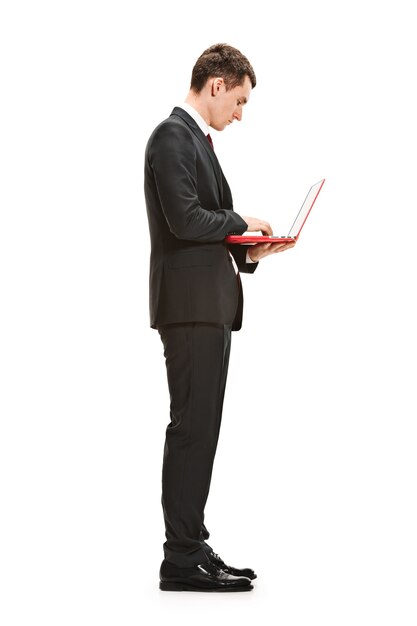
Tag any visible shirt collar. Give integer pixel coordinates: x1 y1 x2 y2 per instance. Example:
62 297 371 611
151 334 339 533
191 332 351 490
179 102 209 136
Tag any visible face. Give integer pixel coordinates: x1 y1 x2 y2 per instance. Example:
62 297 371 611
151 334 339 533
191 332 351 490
208 75 252 131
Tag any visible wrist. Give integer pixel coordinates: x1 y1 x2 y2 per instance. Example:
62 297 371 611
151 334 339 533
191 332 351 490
246 250 258 263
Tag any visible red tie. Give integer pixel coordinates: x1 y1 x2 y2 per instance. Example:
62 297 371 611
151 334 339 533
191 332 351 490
206 133 214 150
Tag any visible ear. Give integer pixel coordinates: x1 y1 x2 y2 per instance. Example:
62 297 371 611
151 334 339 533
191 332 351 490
211 77 225 96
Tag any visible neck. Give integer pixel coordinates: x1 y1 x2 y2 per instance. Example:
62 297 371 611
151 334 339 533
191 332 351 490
185 90 211 126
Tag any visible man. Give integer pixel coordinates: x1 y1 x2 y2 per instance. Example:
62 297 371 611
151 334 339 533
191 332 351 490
144 43 295 592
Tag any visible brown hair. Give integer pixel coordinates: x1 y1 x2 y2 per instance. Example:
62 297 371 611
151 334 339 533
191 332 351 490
190 43 256 93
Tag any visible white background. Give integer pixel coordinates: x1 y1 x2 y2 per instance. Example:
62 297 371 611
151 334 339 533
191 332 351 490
1 1 416 624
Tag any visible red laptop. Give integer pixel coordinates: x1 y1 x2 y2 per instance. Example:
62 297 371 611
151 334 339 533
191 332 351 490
225 178 325 244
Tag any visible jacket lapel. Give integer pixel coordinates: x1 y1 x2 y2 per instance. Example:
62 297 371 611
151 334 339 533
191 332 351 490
170 107 224 206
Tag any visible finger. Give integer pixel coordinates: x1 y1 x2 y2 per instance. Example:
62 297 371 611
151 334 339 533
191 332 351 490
275 242 296 252
268 243 286 251
252 242 272 251
260 221 273 236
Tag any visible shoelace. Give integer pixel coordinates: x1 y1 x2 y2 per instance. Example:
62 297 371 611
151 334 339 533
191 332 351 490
210 551 226 566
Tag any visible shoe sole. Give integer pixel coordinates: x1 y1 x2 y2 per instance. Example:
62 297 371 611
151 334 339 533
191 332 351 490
160 581 253 592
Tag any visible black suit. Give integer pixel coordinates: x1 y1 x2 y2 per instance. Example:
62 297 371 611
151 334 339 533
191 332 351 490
144 107 258 566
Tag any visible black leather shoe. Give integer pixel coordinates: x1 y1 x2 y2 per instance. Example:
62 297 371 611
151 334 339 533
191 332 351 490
159 559 253 592
206 551 257 580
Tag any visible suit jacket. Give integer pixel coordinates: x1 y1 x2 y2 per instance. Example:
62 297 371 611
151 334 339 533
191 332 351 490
144 107 258 331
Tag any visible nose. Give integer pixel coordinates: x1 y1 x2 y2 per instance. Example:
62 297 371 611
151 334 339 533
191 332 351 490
233 108 242 122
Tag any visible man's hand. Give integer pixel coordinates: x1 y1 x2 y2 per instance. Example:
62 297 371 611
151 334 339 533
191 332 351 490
241 216 273 236
247 240 296 262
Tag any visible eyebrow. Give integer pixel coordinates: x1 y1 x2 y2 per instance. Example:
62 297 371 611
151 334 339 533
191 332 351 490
239 97 248 104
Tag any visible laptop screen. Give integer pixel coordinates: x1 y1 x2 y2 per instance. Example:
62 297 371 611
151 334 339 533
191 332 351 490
288 179 325 238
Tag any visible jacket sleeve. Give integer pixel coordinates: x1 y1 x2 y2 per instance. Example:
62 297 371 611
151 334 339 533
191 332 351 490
228 244 259 274
148 122 248 242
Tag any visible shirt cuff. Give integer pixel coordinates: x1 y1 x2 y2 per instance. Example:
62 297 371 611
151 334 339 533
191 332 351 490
246 250 257 264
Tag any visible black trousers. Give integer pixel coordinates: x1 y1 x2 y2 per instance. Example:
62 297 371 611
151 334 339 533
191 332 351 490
157 322 232 567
